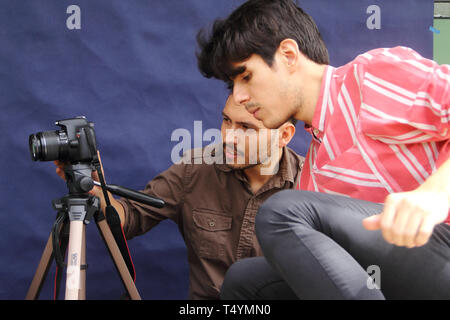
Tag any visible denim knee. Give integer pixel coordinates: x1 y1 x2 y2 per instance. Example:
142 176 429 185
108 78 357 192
256 190 300 241
256 190 323 250
220 258 258 300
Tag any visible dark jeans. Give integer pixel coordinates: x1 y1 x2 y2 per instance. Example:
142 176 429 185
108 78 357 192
221 190 450 300
220 256 298 300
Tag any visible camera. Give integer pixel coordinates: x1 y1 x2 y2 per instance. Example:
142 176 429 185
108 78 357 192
29 116 97 163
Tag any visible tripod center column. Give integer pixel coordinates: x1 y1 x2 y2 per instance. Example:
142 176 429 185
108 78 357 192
65 220 84 300
65 201 88 300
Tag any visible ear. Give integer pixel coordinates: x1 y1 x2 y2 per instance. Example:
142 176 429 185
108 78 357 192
278 122 296 148
277 39 301 70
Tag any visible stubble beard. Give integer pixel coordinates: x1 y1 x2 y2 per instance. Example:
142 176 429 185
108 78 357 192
222 143 272 171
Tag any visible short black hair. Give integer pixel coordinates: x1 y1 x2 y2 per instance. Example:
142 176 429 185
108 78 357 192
287 117 298 127
196 0 329 83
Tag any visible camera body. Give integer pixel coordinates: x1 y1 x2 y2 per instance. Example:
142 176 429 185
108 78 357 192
29 116 97 163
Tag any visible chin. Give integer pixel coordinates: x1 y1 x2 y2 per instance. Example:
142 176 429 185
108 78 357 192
226 163 245 170
226 162 259 170
264 119 284 130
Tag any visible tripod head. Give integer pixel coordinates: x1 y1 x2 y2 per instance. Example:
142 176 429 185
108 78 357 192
64 163 95 195
63 163 165 208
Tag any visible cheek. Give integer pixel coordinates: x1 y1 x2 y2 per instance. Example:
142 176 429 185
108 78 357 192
241 133 254 149
221 124 233 143
260 79 285 111
220 127 225 143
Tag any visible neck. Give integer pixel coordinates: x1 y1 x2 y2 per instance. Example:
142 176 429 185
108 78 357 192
244 147 284 193
294 63 327 126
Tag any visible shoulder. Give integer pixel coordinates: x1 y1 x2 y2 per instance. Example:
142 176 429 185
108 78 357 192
341 46 434 77
285 147 305 171
333 46 441 95
350 46 423 66
175 144 228 174
333 47 422 74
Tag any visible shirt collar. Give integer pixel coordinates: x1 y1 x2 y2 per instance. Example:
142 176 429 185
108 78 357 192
304 65 335 141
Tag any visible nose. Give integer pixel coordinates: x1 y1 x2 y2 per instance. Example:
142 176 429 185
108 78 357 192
233 83 250 106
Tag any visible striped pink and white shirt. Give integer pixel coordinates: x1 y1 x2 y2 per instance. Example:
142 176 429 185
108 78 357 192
298 46 450 224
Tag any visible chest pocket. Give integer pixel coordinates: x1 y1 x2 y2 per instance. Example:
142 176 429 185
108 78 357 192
191 209 232 260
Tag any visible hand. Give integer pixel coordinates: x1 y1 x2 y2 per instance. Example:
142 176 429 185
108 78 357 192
54 160 68 181
363 191 449 248
53 151 105 198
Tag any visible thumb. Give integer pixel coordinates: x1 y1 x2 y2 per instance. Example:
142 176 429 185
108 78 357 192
92 169 100 183
362 214 381 230
88 185 102 197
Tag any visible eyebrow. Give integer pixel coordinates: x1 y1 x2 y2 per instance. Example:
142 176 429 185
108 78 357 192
227 65 247 80
222 111 258 129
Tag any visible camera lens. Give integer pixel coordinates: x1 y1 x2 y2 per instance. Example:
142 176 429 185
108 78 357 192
29 134 42 161
28 131 69 161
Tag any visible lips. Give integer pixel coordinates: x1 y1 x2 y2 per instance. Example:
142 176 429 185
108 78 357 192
246 105 261 120
252 108 260 120
224 144 244 159
225 149 237 159
246 104 258 113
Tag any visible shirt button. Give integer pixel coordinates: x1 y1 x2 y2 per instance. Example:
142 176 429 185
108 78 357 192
209 221 215 227
313 128 320 136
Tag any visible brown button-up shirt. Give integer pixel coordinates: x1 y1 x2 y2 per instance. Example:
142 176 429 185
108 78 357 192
117 146 304 299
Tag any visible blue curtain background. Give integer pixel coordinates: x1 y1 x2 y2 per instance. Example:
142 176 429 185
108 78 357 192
0 0 433 299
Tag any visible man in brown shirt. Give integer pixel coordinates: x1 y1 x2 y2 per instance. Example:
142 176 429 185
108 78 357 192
55 95 304 299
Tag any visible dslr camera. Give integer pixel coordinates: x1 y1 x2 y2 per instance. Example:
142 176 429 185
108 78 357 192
29 116 97 163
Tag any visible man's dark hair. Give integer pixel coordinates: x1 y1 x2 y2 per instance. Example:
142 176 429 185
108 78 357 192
288 117 298 127
196 0 329 84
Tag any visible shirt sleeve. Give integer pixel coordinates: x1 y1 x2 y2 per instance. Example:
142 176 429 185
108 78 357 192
356 46 450 166
116 162 187 240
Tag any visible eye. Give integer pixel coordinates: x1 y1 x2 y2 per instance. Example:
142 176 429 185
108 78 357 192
242 73 251 82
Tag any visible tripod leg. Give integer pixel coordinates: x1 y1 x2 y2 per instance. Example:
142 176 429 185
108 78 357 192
54 219 70 300
79 226 87 300
65 221 85 300
25 233 54 300
96 219 141 300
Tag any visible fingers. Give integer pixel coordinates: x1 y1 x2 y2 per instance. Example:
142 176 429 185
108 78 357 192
379 194 398 244
401 211 423 248
88 185 102 198
374 192 447 248
92 169 100 182
362 214 381 230
390 199 413 247
54 160 66 180
415 216 436 247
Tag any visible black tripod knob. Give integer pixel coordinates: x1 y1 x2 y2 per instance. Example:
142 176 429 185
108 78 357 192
79 176 94 193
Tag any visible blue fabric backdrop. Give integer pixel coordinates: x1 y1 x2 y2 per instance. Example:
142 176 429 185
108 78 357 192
0 0 433 299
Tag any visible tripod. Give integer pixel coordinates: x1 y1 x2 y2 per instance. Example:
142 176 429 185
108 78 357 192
26 163 163 300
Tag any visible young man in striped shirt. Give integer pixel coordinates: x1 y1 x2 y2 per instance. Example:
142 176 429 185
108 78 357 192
197 0 450 299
